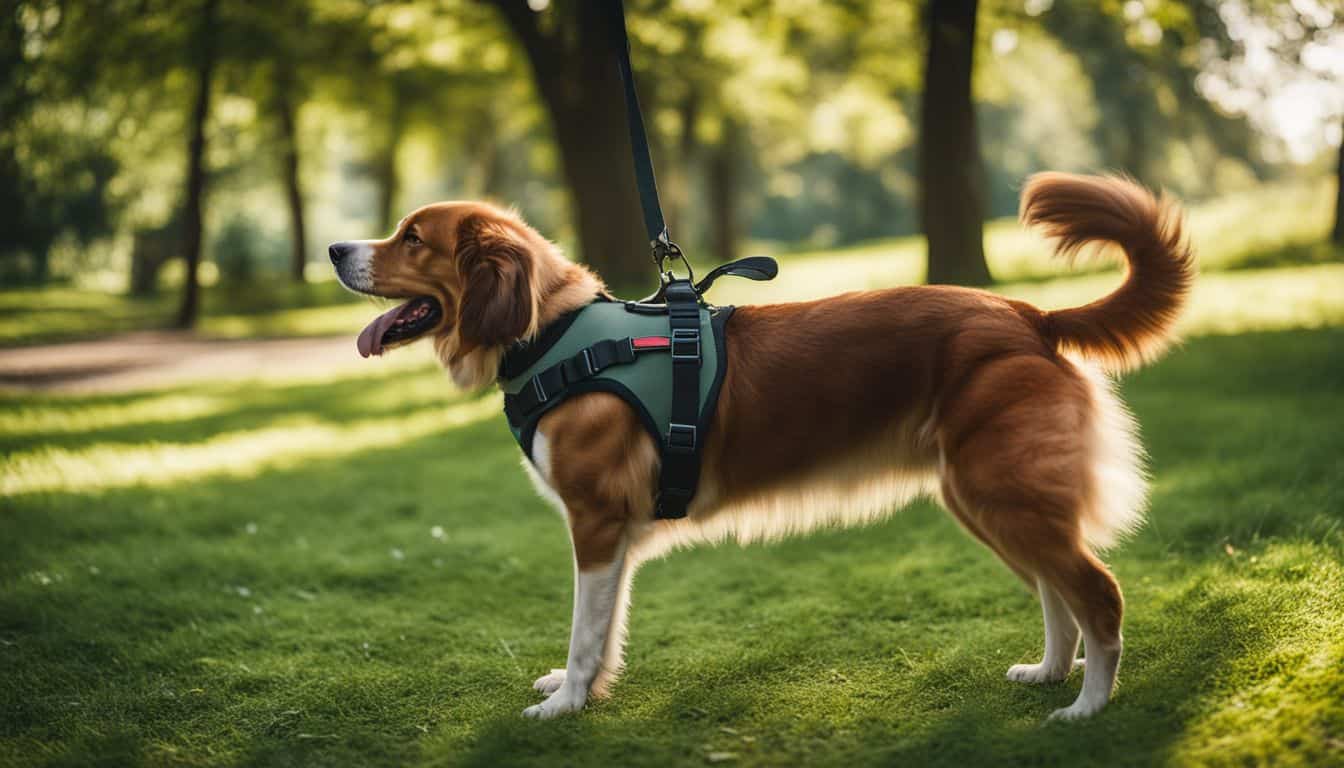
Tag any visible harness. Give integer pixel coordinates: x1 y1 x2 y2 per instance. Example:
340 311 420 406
495 0 777 520
499 293 731 520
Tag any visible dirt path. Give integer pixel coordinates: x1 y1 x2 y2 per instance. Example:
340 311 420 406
0 332 384 394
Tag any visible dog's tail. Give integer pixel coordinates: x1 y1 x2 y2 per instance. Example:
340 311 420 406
1020 173 1195 373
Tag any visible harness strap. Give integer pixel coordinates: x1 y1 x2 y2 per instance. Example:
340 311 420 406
657 280 701 520
604 0 667 250
504 335 668 430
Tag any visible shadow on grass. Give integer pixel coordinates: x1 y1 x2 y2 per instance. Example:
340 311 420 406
451 578 1274 768
1216 239 1342 273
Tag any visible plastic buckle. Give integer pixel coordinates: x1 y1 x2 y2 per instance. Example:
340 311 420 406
671 328 700 362
531 375 549 404
667 422 697 452
580 348 596 377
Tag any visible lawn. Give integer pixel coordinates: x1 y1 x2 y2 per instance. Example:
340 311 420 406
3 180 1343 766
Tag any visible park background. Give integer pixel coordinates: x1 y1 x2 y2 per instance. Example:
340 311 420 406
1 0 1342 766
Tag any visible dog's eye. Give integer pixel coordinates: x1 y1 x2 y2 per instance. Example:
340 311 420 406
404 232 422 247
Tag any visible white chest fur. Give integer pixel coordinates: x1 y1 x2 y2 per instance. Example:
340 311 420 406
521 429 567 516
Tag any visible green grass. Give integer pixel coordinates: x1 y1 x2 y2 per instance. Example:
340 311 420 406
3 311 1343 765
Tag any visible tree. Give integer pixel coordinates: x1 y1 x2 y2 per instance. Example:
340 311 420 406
1188 0 1342 245
919 0 991 286
489 0 654 290
1335 117 1344 246
174 0 219 329
707 118 742 265
274 73 307 282
0 1 121 285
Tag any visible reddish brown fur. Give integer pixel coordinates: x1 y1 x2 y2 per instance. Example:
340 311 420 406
1022 172 1194 372
352 175 1193 707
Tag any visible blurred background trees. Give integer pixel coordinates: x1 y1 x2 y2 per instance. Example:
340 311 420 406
1 0 1339 326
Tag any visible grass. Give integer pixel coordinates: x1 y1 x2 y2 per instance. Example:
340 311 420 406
2 178 1343 765
1 325 1341 767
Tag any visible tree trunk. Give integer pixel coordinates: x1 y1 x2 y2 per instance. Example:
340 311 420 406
129 246 163 296
708 118 740 265
919 0 991 286
665 92 699 246
465 105 502 197
175 0 218 329
494 1 651 293
1333 122 1343 246
376 83 405 236
276 77 307 282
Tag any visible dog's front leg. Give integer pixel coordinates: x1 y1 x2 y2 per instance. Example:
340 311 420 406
523 519 628 719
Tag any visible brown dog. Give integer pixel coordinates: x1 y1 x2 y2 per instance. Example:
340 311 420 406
329 173 1193 720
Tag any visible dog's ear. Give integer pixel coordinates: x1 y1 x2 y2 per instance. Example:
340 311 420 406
455 214 535 348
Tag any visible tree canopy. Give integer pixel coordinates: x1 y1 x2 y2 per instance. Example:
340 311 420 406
1 0 1335 311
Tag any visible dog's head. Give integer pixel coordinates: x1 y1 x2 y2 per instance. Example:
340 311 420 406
329 202 600 389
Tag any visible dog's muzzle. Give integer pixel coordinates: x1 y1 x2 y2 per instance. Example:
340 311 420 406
329 240 375 293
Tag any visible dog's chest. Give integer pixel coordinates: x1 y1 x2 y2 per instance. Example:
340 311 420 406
520 429 567 516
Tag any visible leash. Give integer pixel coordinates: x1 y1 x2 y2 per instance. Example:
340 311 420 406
589 1 783 518
604 0 779 298
604 0 690 287
604 0 702 519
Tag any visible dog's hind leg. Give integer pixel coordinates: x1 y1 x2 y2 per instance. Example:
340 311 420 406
939 355 1124 719
1006 579 1083 684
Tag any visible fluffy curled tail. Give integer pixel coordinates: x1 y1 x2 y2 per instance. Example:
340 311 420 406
1021 173 1195 372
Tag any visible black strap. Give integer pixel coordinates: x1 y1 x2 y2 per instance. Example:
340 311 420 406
605 0 668 250
504 337 641 429
694 256 780 294
657 280 701 520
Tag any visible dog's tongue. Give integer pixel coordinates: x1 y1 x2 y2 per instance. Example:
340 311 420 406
357 302 410 358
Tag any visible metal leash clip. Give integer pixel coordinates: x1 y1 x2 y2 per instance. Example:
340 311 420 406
641 229 698 305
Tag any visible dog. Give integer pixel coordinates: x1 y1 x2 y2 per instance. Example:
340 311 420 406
328 173 1193 721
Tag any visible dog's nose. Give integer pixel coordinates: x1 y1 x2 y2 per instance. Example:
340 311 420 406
328 242 352 265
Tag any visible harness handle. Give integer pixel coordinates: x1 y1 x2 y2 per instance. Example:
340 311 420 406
694 256 779 294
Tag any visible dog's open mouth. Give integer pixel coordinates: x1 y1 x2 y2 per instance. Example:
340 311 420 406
357 296 444 358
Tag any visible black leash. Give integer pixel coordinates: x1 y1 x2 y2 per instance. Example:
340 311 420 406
604 0 692 286
604 0 699 519
603 0 778 519
607 0 665 250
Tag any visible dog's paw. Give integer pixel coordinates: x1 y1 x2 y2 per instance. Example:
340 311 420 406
532 668 566 695
521 685 586 720
1047 697 1104 722
1007 658 1083 684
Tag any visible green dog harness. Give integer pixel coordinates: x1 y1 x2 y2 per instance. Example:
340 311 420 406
498 281 733 520
503 3 778 520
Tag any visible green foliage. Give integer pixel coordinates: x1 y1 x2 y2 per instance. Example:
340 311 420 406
3 0 1333 288
213 216 273 285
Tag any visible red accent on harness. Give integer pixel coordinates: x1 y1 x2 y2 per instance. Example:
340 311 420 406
632 335 671 350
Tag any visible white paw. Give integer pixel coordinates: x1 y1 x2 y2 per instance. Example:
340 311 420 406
1047 698 1104 721
521 685 586 719
532 668 566 695
1007 658 1084 684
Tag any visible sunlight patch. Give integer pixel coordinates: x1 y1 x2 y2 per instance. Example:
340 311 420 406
1 395 501 496
0 393 229 437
